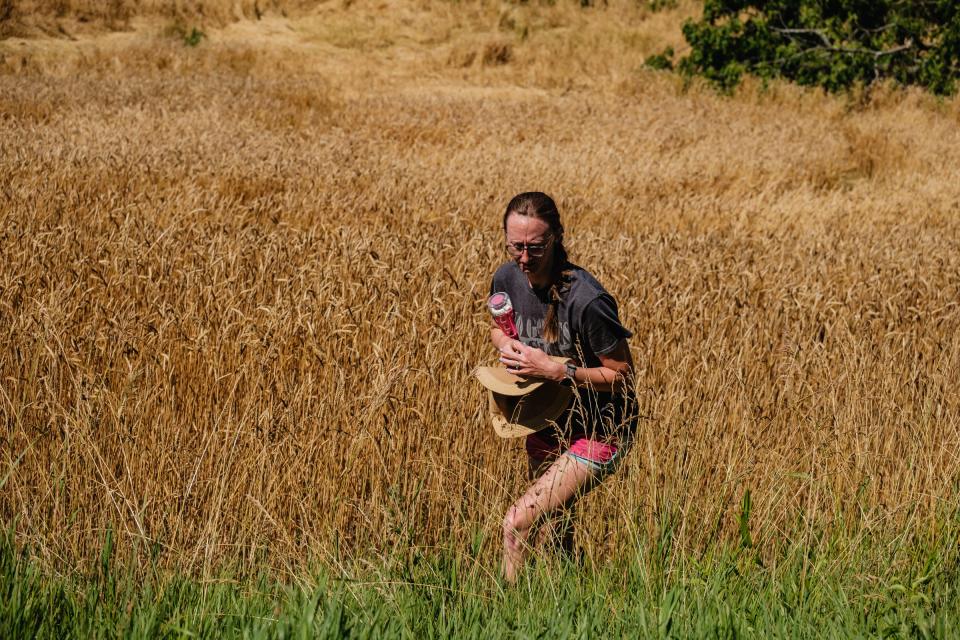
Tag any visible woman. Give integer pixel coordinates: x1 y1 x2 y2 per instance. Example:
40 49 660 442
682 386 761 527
489 191 637 584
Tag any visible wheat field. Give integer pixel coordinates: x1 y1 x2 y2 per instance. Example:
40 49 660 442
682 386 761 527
2 0 960 576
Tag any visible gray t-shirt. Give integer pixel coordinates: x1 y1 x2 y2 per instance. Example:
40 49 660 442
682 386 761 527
490 260 637 438
489 260 632 368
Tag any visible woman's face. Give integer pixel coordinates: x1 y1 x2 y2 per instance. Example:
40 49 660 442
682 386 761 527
504 213 554 287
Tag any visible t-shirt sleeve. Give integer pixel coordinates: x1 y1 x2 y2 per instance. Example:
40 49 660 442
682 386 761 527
582 293 632 356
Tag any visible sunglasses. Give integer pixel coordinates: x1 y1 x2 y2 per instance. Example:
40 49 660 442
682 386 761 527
504 235 553 259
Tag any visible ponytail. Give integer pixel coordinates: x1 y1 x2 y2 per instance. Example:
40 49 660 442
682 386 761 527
542 242 571 344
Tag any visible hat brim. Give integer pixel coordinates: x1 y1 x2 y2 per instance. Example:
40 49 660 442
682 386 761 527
474 367 548 396
473 356 571 397
488 384 573 439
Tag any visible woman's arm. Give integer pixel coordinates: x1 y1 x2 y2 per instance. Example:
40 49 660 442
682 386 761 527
582 339 634 393
497 338 634 394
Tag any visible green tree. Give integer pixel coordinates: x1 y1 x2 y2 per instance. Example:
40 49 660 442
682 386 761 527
674 0 960 94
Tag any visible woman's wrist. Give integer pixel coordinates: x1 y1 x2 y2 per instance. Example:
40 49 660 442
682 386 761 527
553 360 568 382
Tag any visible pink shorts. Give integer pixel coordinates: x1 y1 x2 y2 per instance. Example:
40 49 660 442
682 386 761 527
526 430 629 475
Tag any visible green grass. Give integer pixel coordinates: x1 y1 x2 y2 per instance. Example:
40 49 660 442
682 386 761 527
3 520 960 639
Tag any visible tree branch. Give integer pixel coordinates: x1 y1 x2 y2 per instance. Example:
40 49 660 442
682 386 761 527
772 28 915 59
772 27 835 48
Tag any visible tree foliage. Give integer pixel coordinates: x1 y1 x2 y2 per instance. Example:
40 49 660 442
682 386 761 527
675 0 960 94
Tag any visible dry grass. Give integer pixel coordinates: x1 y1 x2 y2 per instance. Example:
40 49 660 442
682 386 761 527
0 0 320 39
2 0 960 574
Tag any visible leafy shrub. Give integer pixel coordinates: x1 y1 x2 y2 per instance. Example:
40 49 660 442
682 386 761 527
183 26 205 47
165 22 206 47
644 46 675 70
648 0 678 12
677 0 960 94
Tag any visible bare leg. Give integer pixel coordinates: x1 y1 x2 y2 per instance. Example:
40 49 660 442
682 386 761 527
503 454 599 584
527 454 576 557
534 505 576 556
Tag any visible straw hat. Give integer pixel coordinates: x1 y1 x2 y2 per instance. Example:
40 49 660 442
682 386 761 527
474 356 573 438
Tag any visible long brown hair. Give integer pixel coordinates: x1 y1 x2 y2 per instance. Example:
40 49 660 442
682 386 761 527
502 192 572 344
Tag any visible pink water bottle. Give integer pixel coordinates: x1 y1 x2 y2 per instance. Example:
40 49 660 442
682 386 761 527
488 292 519 339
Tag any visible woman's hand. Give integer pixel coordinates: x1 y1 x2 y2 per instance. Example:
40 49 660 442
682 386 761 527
499 341 565 381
